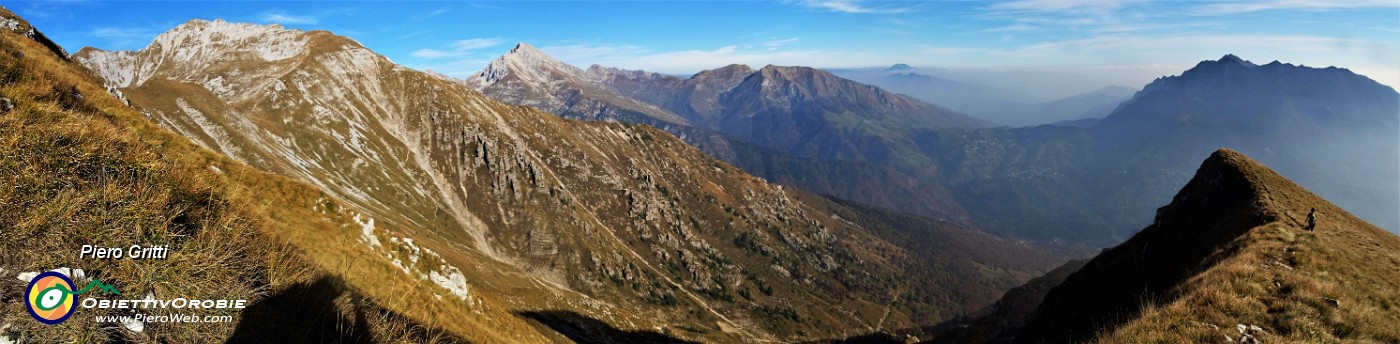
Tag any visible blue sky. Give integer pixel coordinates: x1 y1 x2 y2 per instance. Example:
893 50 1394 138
8 0 1399 95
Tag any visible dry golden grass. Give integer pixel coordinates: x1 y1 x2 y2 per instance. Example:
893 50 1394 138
1090 154 1400 343
0 10 548 343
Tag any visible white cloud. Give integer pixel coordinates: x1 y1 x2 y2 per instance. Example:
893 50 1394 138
90 26 156 39
535 43 898 74
420 7 450 20
1192 0 1400 15
917 45 983 55
762 38 800 48
990 0 1138 14
538 44 648 61
412 38 506 59
1006 34 1367 56
796 0 917 14
977 0 1144 35
89 26 163 49
450 38 504 51
259 12 318 25
411 49 451 59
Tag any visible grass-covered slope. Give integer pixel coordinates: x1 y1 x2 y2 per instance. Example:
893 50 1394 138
1012 149 1400 343
0 8 550 343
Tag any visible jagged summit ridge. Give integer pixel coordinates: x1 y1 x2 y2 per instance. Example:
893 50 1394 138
75 19 316 89
465 42 689 124
148 19 311 63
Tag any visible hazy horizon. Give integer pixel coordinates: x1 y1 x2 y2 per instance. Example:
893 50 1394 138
9 0 1397 100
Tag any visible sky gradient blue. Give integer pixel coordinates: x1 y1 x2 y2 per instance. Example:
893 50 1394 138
8 0 1398 95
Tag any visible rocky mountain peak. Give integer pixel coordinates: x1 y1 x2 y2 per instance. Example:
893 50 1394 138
501 41 559 65
509 41 538 52
467 41 582 89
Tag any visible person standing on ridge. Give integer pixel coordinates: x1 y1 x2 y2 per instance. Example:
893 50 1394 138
1306 208 1318 231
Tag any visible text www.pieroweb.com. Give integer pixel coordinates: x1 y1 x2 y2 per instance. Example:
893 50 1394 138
94 313 234 324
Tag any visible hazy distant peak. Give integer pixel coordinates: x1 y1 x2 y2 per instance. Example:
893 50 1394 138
717 63 754 72
1195 53 1258 70
1217 53 1252 65
1141 55 1392 97
583 64 677 83
754 65 815 80
886 63 914 71
756 64 818 75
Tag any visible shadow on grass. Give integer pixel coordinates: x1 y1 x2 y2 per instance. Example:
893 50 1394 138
226 275 372 344
516 310 700 344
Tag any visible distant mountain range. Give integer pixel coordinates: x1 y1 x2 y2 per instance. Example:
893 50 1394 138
464 43 981 224
924 54 1398 241
466 48 1398 244
831 66 1138 127
5 6 1397 343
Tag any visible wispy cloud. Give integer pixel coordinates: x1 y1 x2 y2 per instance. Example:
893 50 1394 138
540 44 649 61
89 25 164 49
412 38 506 59
795 0 918 14
415 7 451 21
1007 34 1364 56
917 44 983 55
989 0 1138 15
1192 0 1400 15
532 43 899 74
259 11 318 25
762 38 800 48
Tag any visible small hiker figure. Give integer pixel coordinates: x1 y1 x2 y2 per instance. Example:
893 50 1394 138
1306 208 1318 231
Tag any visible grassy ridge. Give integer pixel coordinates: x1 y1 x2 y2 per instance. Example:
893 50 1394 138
0 10 546 343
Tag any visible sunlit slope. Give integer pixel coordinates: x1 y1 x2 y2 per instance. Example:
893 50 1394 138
0 8 549 343
1014 149 1400 343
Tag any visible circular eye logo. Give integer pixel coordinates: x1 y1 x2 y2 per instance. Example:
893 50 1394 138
26 271 77 325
